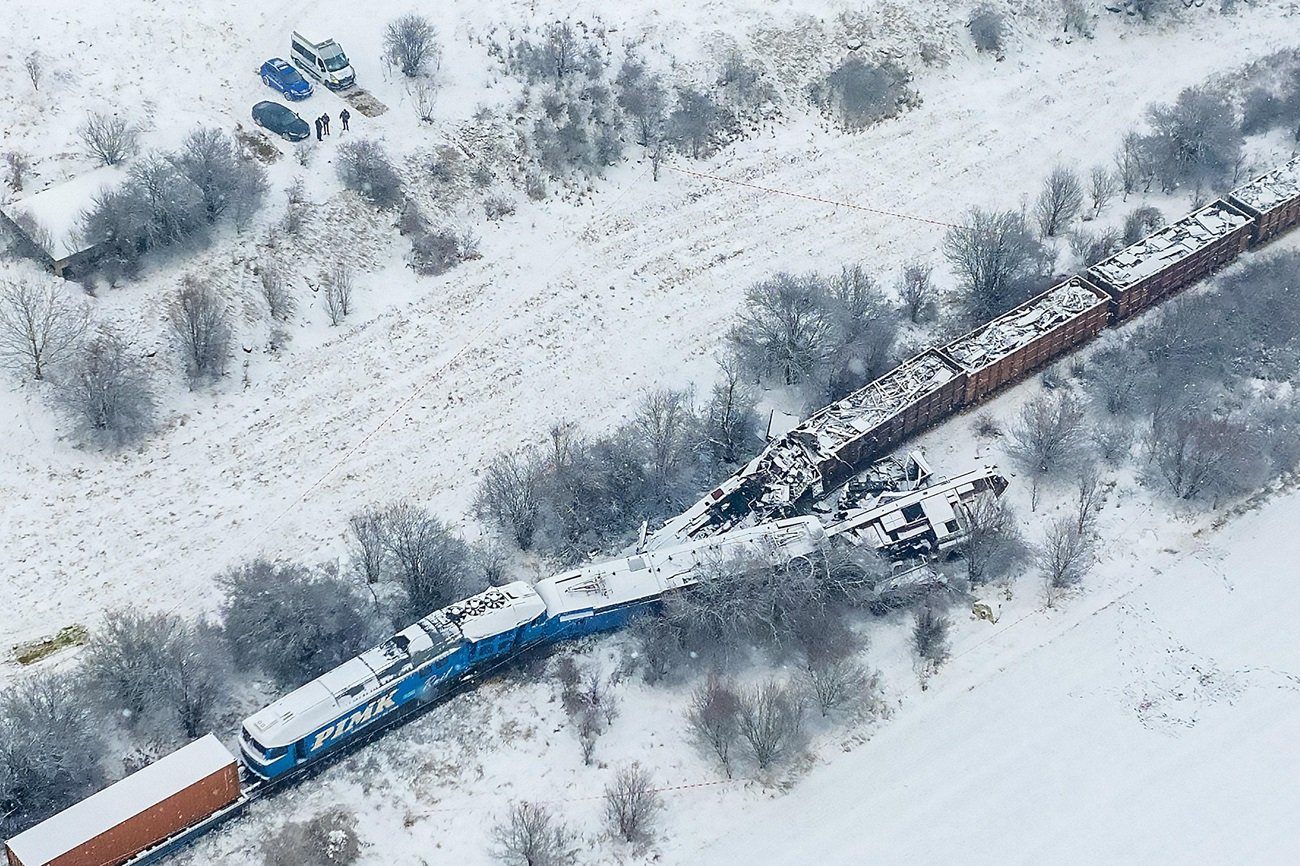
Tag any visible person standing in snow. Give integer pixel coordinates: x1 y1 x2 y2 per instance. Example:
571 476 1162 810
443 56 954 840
314 116 323 141
322 113 331 136
339 108 351 132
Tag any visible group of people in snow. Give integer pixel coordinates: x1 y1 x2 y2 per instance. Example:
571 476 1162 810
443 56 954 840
314 108 351 141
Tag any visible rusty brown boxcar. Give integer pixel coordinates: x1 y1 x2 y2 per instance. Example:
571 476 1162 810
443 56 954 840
4 735 239 866
1087 199 1254 322
941 276 1110 404
791 348 968 495
1228 155 1300 246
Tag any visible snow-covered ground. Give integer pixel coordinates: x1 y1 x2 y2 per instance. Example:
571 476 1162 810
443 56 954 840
4 0 1300 861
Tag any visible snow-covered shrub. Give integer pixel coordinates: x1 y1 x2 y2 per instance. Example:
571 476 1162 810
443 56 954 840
56 328 155 446
968 6 1006 56
262 808 361 866
336 139 404 211
811 56 917 131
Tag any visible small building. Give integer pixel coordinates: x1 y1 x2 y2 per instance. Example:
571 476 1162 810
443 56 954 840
0 165 126 279
1228 155 1300 246
4 734 240 866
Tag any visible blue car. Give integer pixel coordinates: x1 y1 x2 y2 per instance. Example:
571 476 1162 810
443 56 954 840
259 58 313 100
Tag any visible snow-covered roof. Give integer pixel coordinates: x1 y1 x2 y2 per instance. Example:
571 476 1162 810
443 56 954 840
442 582 548 642
243 582 546 748
1089 200 1251 291
826 467 1006 550
1229 155 1300 214
743 349 962 504
5 734 235 866
539 516 826 615
943 278 1107 372
799 349 961 457
1 165 126 261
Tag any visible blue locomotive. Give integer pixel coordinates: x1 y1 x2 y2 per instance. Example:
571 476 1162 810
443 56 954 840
239 516 826 779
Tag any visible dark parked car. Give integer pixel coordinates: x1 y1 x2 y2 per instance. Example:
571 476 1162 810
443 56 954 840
259 58 313 100
251 101 311 142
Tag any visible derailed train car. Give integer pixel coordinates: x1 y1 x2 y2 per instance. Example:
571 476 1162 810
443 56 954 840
1087 199 1254 321
240 516 827 780
14 153 1300 866
941 277 1110 405
1228 155 1300 246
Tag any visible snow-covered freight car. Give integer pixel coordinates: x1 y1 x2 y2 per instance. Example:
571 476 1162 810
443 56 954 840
3 735 240 866
1088 199 1253 321
649 349 967 547
1228 155 1300 246
942 277 1110 404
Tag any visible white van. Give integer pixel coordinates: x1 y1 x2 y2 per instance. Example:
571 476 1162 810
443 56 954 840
290 31 356 90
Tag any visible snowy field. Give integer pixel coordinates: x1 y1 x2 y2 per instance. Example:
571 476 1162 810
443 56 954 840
3 0 1300 862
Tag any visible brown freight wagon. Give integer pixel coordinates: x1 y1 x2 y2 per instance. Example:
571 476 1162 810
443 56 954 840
4 735 240 866
1227 155 1300 246
1087 199 1254 322
795 348 968 494
942 276 1110 405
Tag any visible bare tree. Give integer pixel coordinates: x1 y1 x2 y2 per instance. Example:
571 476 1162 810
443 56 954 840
1062 0 1094 38
81 608 230 741
729 272 837 385
957 492 1022 585
377 501 477 617
385 14 440 78
408 77 439 124
635 387 700 503
816 57 915 131
23 52 42 90
898 260 935 324
221 560 381 688
616 57 668 147
0 673 108 838
56 328 155 446
1005 390 1088 509
1088 166 1118 217
282 177 309 235
667 85 721 158
0 279 89 380
336 139 403 210
257 258 297 322
603 764 662 845
737 679 804 770
802 657 873 718
1143 86 1242 192
944 208 1045 323
1074 465 1105 533
1147 412 1246 502
476 449 544 549
1037 516 1096 607
322 263 354 326
173 128 267 223
169 276 232 384
1035 165 1085 237
5 151 31 193
969 6 1006 56
700 354 759 467
78 112 139 166
685 674 741 776
347 508 390 595
491 801 573 866
1121 205 1164 246
1114 130 1152 199
912 606 950 665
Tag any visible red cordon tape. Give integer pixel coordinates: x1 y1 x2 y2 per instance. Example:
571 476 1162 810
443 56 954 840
667 163 958 228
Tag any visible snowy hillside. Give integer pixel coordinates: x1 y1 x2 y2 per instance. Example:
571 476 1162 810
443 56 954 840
3 0 1300 862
